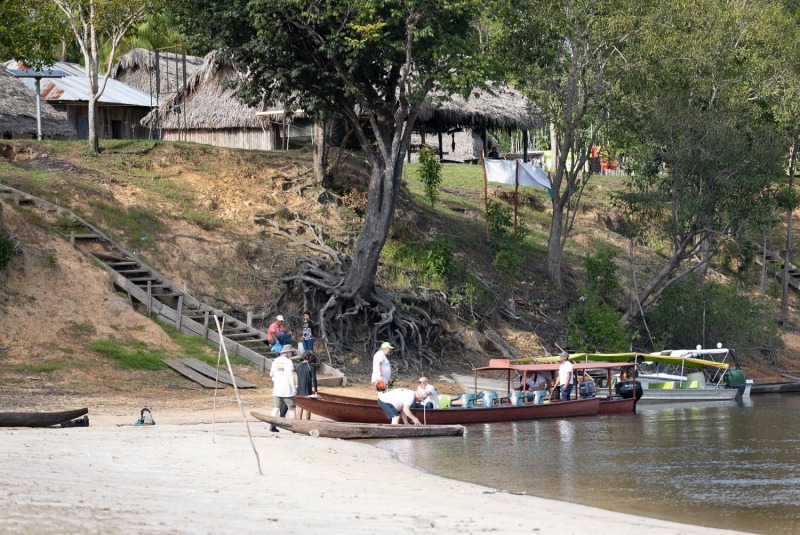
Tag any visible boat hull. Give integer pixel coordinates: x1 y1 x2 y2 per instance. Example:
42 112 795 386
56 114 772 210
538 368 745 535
749 382 800 394
250 411 464 438
637 387 743 403
295 394 599 424
0 408 89 428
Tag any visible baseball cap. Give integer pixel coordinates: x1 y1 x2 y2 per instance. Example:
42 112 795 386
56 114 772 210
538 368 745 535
559 351 569 359
276 315 285 321
380 342 394 350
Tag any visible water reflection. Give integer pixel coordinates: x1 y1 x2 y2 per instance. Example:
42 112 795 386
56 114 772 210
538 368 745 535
373 395 800 535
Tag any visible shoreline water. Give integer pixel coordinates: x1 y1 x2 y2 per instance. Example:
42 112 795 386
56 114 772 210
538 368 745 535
0 410 754 535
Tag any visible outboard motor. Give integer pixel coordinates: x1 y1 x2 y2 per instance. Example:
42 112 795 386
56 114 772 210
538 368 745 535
616 380 643 401
578 380 597 398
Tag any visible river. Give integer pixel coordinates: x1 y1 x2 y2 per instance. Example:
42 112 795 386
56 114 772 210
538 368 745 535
371 394 800 534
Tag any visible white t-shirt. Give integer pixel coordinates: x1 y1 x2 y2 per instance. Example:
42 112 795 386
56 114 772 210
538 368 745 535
371 350 391 384
378 389 415 411
558 360 574 387
416 384 440 409
270 355 295 397
526 372 550 390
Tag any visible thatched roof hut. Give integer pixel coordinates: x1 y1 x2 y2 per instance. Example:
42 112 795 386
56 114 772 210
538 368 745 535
0 67 75 139
418 83 543 132
109 48 204 97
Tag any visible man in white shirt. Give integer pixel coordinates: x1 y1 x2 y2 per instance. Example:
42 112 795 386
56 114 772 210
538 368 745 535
371 342 394 391
557 351 574 401
269 345 297 429
414 377 440 409
377 388 425 425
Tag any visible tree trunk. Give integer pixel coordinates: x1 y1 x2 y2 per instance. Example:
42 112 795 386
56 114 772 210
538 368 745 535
87 0 99 153
780 141 798 323
312 119 327 185
547 200 565 287
339 159 401 300
622 251 684 324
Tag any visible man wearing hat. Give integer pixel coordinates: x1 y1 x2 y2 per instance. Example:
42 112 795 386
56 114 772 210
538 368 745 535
557 351 574 401
269 345 297 431
267 315 292 347
371 341 394 392
414 377 440 409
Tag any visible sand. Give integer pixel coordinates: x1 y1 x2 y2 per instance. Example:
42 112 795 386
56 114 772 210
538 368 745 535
0 408 752 535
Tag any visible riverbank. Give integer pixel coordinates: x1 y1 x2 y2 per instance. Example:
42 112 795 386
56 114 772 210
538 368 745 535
0 407 754 535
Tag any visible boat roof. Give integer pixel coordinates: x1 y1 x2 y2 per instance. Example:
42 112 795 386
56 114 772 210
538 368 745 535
473 359 631 372
510 352 731 370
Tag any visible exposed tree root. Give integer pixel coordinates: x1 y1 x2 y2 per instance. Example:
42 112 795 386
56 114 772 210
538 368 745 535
272 254 464 371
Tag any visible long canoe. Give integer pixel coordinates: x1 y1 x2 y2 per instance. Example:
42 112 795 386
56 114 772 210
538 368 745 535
749 382 800 394
0 408 89 428
318 390 634 416
295 393 599 424
251 411 464 439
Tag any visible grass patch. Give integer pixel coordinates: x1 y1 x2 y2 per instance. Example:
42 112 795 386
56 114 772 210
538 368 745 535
9 362 71 373
88 199 163 241
158 322 251 366
88 339 167 370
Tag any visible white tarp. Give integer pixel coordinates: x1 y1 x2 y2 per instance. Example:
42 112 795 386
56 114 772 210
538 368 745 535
484 159 551 190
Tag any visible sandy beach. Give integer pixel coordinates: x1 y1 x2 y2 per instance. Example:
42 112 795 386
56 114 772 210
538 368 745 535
0 406 754 535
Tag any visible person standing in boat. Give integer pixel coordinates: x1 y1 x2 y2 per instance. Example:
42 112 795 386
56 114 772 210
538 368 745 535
295 351 318 420
371 342 394 392
557 351 574 400
377 388 425 425
269 345 297 431
413 377 441 409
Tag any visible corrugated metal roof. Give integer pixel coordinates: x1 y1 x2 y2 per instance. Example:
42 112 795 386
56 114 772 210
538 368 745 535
3 60 154 107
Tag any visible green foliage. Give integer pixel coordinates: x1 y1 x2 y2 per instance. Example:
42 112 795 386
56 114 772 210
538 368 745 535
0 0 64 67
450 273 492 324
416 147 443 207
89 339 167 370
9 362 71 374
567 292 631 353
383 231 455 287
584 247 619 304
158 322 251 366
646 275 780 359
486 200 529 278
0 235 15 270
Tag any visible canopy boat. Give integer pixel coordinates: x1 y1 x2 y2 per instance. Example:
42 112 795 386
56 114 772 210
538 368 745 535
514 348 750 404
457 360 637 414
0 408 88 427
295 392 599 425
250 411 465 438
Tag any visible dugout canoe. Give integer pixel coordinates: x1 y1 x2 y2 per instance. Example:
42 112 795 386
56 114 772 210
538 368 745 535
250 411 464 439
0 408 89 428
295 393 599 424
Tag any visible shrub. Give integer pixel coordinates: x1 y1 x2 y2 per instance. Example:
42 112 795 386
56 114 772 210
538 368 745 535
0 234 15 270
567 292 631 352
416 146 443 207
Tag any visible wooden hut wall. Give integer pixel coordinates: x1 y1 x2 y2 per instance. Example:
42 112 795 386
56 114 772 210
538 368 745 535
408 130 482 162
51 104 151 140
160 127 276 151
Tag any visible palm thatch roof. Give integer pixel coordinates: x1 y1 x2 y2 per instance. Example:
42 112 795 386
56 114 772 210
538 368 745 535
0 67 75 139
141 51 269 129
418 83 543 131
109 48 204 96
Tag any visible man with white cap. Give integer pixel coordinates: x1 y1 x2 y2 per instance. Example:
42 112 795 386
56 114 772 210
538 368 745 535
557 351 574 401
269 345 297 431
267 315 292 346
371 341 394 392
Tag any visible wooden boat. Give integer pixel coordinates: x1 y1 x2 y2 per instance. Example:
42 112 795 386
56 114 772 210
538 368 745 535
0 408 88 428
456 360 638 414
295 393 599 424
250 411 465 438
750 382 800 394
317 390 635 416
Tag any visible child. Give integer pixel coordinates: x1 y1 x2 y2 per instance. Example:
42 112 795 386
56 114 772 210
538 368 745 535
301 311 315 351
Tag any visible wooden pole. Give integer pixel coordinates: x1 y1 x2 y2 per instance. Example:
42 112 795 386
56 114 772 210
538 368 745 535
481 151 489 238
514 160 519 239
213 315 264 476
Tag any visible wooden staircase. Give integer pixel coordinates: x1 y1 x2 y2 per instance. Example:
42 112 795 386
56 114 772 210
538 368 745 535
753 243 800 292
0 183 346 386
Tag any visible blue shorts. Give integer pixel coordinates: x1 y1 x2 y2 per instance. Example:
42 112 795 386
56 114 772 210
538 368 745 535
378 399 399 419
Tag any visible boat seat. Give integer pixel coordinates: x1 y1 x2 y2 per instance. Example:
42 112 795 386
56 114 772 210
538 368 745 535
438 394 452 409
532 389 547 404
451 393 478 408
648 381 675 389
477 390 499 408
501 391 527 406
677 380 700 389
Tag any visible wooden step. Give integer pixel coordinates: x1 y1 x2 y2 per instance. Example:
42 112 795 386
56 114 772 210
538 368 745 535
70 233 102 240
126 276 162 283
224 332 264 340
178 358 257 388
163 359 224 389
